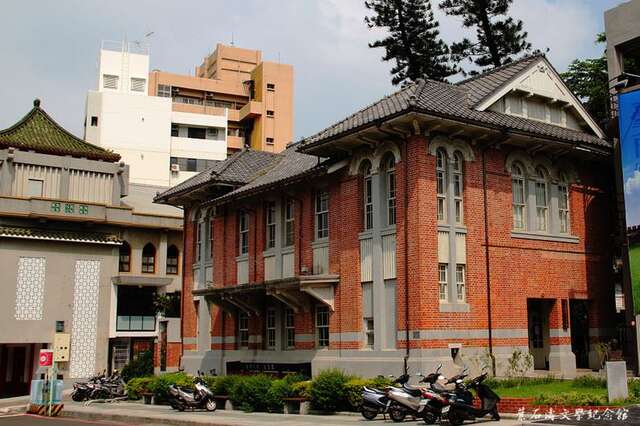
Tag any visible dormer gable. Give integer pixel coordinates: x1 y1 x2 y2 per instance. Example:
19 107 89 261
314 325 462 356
476 57 605 138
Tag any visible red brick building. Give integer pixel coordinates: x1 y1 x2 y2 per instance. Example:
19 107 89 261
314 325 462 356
156 55 622 378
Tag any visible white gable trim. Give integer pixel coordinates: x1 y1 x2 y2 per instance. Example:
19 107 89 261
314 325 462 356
476 57 605 138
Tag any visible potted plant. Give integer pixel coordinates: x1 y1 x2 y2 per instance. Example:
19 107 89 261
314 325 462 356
153 293 172 318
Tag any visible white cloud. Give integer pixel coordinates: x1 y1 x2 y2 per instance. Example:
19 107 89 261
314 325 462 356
625 170 640 195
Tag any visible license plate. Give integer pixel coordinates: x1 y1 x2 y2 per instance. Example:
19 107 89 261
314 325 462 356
442 406 450 414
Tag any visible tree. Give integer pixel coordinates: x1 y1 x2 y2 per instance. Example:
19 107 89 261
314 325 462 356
560 33 640 125
439 0 532 75
365 0 457 85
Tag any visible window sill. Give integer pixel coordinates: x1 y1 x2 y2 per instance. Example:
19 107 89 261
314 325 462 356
511 231 579 244
358 230 373 240
282 246 294 255
263 250 275 257
439 302 470 313
437 224 467 233
236 254 249 262
311 239 329 248
381 226 397 236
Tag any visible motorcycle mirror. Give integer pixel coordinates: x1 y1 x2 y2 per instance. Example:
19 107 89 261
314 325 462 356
436 363 442 373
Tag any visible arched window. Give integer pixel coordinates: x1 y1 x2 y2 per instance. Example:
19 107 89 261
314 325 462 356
167 245 179 275
361 161 374 230
558 172 570 234
511 162 526 230
436 149 447 222
384 155 397 226
534 167 549 232
452 152 464 225
119 241 131 272
142 243 156 273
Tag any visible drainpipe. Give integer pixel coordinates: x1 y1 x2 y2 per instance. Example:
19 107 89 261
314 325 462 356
481 147 496 376
403 140 410 374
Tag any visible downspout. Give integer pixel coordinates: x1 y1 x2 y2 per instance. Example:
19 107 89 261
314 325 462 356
481 147 496 376
403 140 410 374
220 208 226 375
179 205 190 369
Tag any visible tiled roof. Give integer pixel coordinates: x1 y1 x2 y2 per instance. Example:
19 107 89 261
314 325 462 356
301 56 609 150
155 149 281 202
0 99 121 162
456 54 542 106
0 226 122 245
209 144 325 205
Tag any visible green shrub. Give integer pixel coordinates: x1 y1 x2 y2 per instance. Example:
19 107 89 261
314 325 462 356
148 372 194 403
229 374 275 412
291 380 312 399
267 374 307 411
212 375 242 396
343 376 394 409
203 375 218 392
310 369 352 412
120 350 154 383
485 376 556 389
534 391 607 407
572 376 606 389
126 377 155 400
628 378 640 402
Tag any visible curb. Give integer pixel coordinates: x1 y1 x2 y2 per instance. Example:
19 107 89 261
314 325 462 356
0 405 27 417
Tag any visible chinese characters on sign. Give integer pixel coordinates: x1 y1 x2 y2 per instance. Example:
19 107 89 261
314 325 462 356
50 202 89 215
517 407 629 422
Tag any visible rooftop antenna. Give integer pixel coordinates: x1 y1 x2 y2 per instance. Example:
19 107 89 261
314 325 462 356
231 31 235 46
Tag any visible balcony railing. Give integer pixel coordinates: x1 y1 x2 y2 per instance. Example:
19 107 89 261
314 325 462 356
116 315 156 332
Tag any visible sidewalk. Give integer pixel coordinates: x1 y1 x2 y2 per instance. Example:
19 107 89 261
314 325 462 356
61 401 531 426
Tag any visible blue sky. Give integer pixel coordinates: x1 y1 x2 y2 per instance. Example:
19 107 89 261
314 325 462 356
0 0 625 142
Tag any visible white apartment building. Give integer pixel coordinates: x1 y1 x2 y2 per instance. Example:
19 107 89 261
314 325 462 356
84 41 228 187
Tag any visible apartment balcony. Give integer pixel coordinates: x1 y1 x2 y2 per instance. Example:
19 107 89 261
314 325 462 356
172 102 227 117
227 109 241 122
227 135 245 150
239 101 263 122
170 136 227 160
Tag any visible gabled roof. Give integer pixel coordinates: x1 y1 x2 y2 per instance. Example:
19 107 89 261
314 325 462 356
207 144 325 205
300 56 609 151
456 54 543 106
0 99 121 162
154 149 281 202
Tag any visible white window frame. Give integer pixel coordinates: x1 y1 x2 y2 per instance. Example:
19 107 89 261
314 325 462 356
511 163 527 231
284 199 295 247
239 212 249 255
157 84 171 97
284 307 295 349
316 305 329 347
452 152 463 225
558 174 570 234
363 163 373 230
456 264 466 302
386 157 397 226
265 202 276 250
438 263 448 302
364 317 374 348
436 149 447 223
315 192 329 240
238 312 249 349
266 308 276 350
534 168 549 232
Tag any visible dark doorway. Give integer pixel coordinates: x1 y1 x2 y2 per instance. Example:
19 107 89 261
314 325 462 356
570 299 590 369
528 299 551 370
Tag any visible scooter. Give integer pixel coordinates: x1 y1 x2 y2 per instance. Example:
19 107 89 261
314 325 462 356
386 365 448 423
360 374 410 420
168 373 216 412
442 370 500 426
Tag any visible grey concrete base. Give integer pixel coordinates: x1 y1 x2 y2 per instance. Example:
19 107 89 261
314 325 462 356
548 345 577 378
606 361 629 401
224 400 234 410
181 351 220 375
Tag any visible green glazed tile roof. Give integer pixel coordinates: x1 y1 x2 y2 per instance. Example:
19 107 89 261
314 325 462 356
0 225 122 245
0 99 121 162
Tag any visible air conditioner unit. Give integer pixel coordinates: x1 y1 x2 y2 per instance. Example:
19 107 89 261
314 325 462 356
170 164 180 173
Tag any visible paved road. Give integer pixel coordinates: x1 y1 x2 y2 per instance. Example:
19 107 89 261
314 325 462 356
0 414 127 425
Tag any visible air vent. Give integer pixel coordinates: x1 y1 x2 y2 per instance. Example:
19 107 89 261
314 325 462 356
131 78 146 92
103 74 119 90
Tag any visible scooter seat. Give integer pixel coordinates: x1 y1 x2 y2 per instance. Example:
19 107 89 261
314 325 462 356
402 384 424 397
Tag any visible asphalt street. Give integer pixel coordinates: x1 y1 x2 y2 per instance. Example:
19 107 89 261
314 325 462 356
0 415 128 425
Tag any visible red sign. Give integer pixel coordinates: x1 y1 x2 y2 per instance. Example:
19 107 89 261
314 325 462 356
39 349 53 367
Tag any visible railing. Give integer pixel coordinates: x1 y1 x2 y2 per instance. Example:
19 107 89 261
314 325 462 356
116 315 155 331
101 40 149 56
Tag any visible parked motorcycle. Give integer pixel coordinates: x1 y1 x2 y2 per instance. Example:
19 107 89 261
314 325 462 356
71 370 126 402
439 369 500 426
386 365 448 423
168 372 216 412
360 373 410 420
